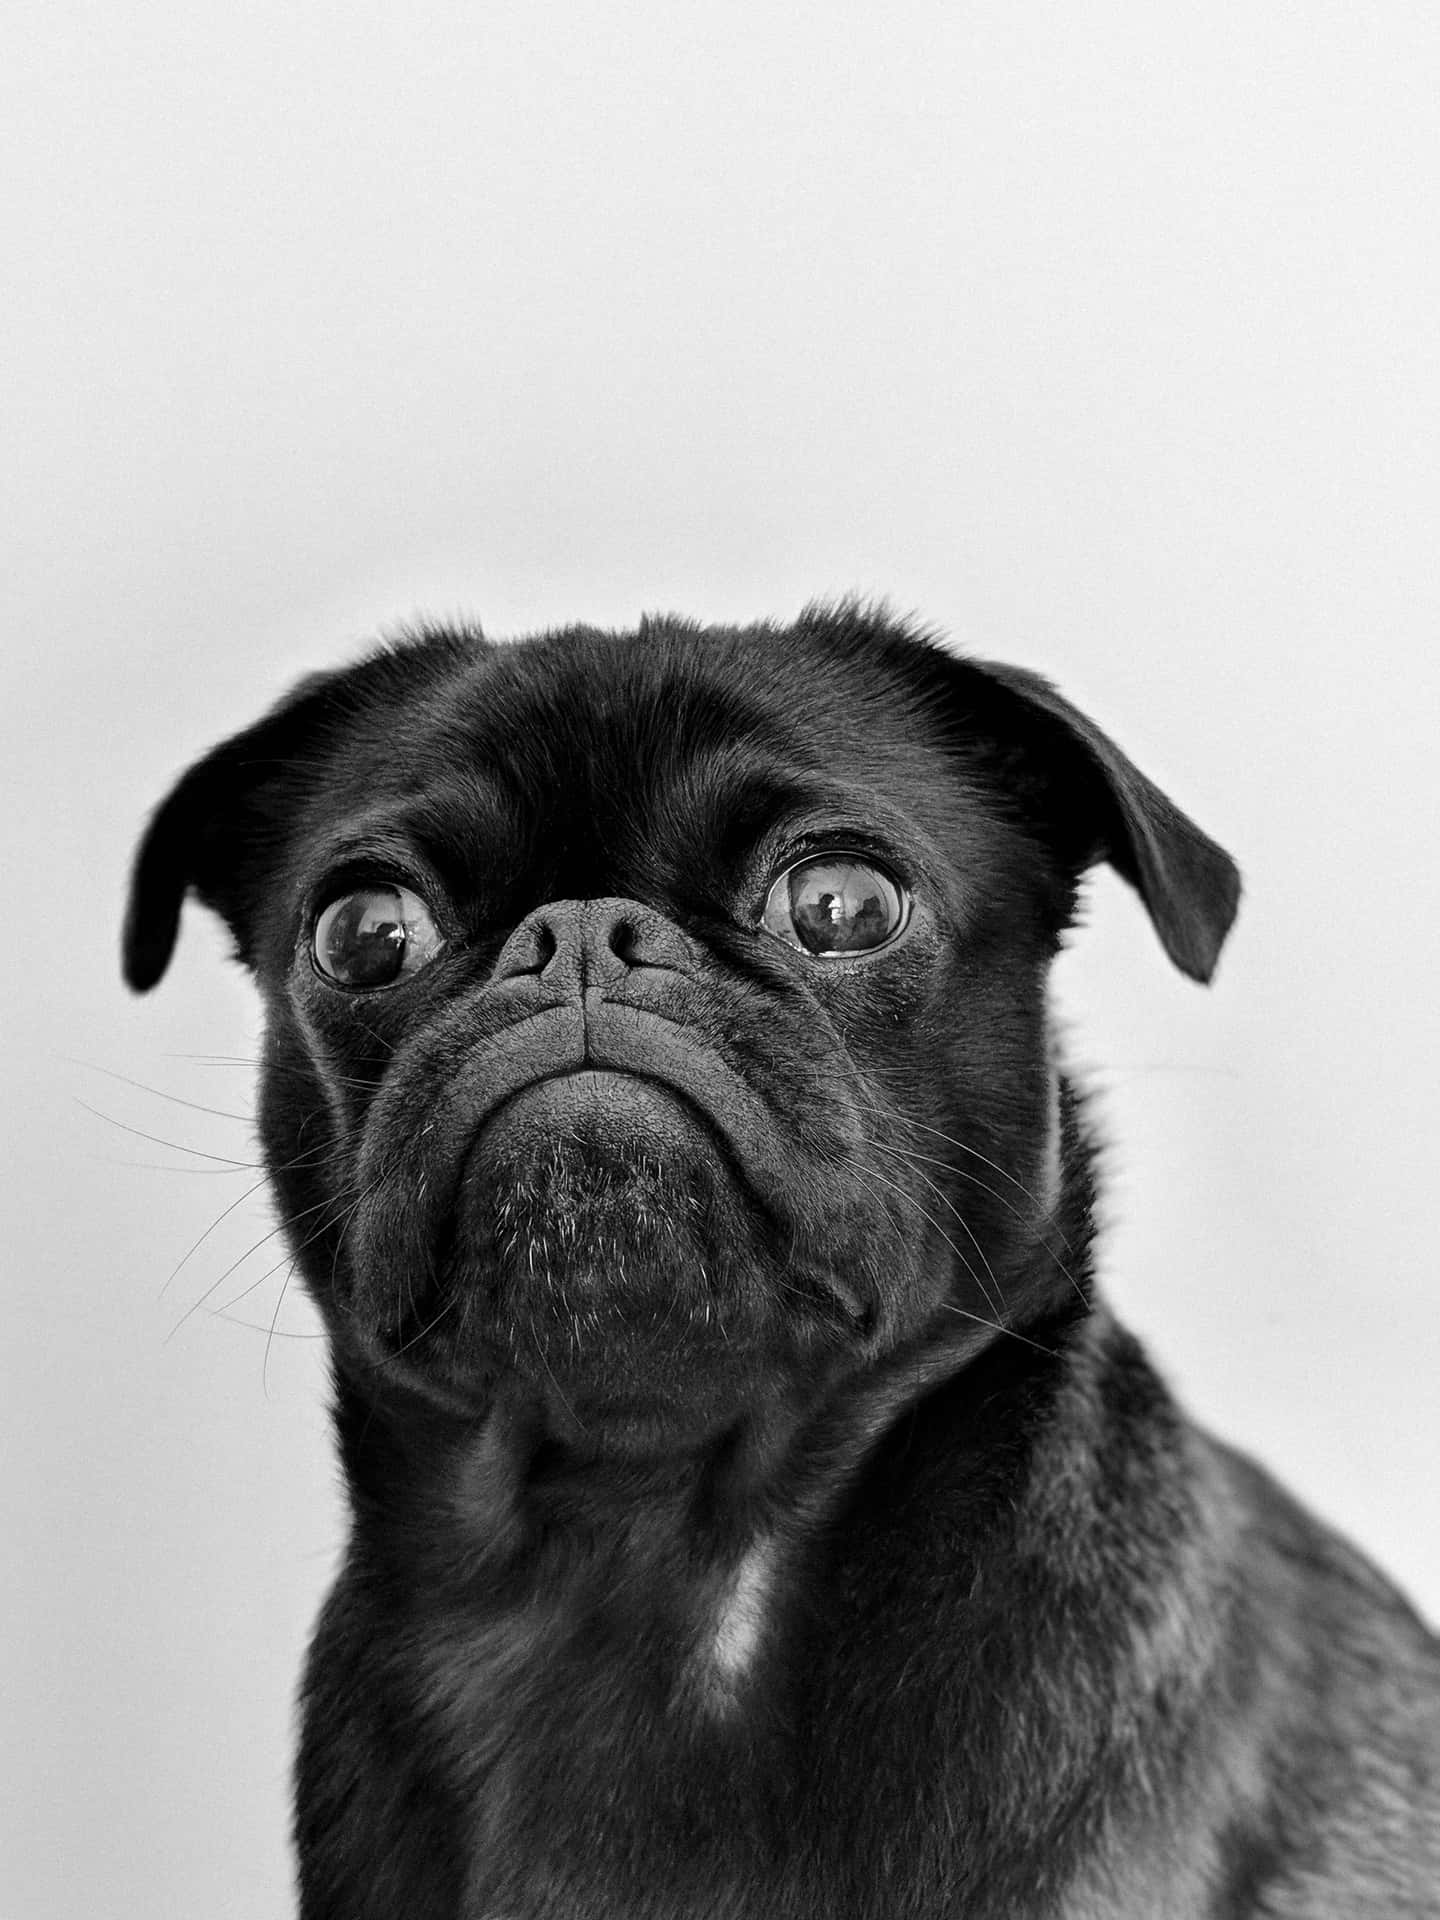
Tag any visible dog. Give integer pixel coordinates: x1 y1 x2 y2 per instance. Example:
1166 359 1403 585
124 604 1440 1917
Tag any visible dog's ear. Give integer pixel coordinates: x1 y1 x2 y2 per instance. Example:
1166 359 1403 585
801 605 1239 981
960 656 1240 983
122 671 345 992
802 607 1239 981
123 634 479 992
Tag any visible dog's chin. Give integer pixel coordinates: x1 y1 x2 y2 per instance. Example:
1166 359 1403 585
408 1072 818 1440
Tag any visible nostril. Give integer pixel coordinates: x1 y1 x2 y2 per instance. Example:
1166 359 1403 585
492 899 691 988
594 900 693 974
608 916 641 966
492 912 562 982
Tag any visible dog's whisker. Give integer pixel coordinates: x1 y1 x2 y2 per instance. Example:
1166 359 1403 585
213 1246 304 1319
264 1257 303 1395
864 1130 1052 1230
935 1300 1058 1360
91 1157 256 1175
160 1174 274 1301
324 1180 385 1297
68 1058 254 1124
166 1186 354 1343
162 1051 262 1064
98 1137 339 1182
863 1136 1088 1310
849 1156 1006 1325
836 1092 1055 1213
207 1312 325 1341
866 1145 1009 1322
77 1098 261 1168
841 1162 1046 1358
852 1152 1006 1320
370 1294 461 1368
169 1235 293 1340
165 1050 381 1093
831 1083 1085 1296
215 1182 380 1372
527 1313 584 1433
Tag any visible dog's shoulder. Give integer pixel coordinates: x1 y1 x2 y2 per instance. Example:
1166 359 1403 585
1207 1429 1440 1755
969 1315 1440 1914
1170 1429 1440 1914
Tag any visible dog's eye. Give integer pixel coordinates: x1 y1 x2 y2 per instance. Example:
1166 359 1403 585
311 886 442 989
761 857 909 958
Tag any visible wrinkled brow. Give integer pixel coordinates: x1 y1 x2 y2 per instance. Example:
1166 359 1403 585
301 769 519 875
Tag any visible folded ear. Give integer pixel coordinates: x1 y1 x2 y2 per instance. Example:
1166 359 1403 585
804 605 1240 981
124 632 487 992
122 672 340 992
962 657 1240 983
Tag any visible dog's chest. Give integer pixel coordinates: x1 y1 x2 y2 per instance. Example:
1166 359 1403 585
402 1537 1055 1920
422 1538 778 1740
415 1561 798 1917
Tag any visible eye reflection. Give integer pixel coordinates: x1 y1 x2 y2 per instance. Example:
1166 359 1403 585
312 885 442 988
761 857 908 958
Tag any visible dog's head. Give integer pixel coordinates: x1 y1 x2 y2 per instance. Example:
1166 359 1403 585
124 607 1238 1452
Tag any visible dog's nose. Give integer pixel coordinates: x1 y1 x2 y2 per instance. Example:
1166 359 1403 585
491 898 694 991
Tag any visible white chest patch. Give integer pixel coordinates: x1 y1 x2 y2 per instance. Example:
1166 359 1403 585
704 1539 775 1699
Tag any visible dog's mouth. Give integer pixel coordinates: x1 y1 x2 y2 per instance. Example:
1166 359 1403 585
396 1060 793 1431
451 1062 756 1310
424 1003 822 1292
474 1066 736 1187
340 1000 882 1432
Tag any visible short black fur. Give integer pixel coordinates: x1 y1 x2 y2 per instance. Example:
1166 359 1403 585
124 606 1439 1917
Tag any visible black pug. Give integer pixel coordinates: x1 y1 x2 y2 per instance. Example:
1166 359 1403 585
124 605 1440 1918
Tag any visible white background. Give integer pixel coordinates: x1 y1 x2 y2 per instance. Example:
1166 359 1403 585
4 4 1438 1914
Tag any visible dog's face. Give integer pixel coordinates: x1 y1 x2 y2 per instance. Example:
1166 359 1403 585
124 608 1237 1452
